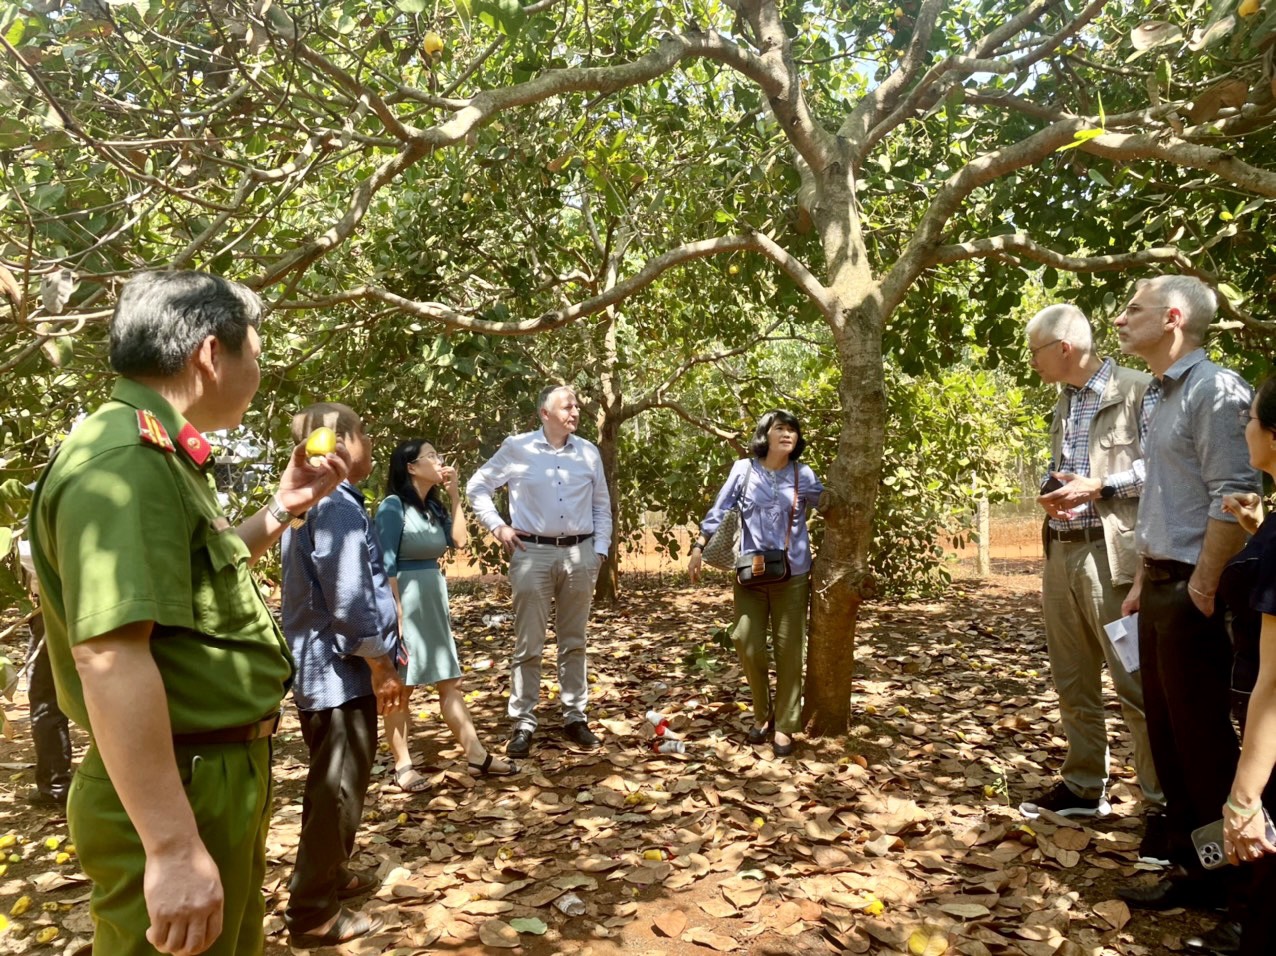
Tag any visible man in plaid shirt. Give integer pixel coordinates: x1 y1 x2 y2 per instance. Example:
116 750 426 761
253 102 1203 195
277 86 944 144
1019 304 1166 861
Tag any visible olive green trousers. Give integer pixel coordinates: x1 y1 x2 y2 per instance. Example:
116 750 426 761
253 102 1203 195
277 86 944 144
69 738 273 956
731 572 809 734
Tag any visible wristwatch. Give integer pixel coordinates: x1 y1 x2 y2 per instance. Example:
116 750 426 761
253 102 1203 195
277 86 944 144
268 493 307 529
1099 484 1117 500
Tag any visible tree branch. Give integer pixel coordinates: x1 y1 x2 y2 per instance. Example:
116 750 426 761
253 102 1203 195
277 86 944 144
930 235 1195 272
277 231 828 334
641 400 747 455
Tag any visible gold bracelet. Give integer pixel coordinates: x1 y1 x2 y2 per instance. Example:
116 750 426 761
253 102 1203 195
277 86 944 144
1188 584 1213 599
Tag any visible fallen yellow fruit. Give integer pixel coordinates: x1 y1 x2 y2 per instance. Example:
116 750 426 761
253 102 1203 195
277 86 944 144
55 853 70 865
10 896 31 917
35 926 58 944
0 835 15 849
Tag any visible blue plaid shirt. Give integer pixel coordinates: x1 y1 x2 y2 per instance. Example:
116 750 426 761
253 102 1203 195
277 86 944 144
281 482 400 711
1050 358 1158 532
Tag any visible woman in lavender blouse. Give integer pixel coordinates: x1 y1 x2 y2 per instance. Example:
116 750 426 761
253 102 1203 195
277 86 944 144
688 410 824 757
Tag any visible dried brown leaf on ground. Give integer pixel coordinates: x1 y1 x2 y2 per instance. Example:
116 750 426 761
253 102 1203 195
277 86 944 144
0 570 1226 955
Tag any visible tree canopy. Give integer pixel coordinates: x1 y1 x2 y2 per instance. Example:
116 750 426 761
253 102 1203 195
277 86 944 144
3 0 1275 732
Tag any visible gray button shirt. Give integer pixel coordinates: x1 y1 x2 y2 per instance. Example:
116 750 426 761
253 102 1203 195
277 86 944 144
1135 349 1259 564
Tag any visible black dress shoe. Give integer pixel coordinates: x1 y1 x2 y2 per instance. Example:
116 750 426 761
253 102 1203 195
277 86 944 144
507 728 534 757
746 720 773 745
26 787 67 809
1117 876 1227 912
1185 920 1242 955
563 721 601 751
772 737 796 758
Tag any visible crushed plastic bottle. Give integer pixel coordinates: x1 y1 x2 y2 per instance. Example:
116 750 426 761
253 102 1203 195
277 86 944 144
554 892 587 916
645 710 683 740
652 739 688 754
481 613 510 627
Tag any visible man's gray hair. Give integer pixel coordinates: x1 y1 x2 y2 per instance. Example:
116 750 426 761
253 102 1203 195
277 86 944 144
109 270 263 378
538 383 575 412
1026 303 1093 352
1137 275 1217 343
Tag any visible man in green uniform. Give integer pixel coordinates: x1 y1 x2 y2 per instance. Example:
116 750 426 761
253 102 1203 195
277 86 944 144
28 270 351 956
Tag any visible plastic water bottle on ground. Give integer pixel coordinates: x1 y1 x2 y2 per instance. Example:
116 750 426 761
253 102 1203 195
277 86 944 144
645 710 683 740
652 739 688 754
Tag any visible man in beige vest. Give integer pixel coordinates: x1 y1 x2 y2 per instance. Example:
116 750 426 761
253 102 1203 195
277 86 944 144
1020 304 1166 862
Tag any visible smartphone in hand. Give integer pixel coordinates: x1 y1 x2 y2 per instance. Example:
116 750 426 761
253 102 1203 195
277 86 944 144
1040 474 1064 495
1192 812 1276 869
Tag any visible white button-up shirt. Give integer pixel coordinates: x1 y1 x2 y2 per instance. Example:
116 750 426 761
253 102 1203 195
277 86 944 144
466 429 613 555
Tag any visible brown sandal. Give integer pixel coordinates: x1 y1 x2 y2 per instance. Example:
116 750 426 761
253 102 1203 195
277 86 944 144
392 765 430 793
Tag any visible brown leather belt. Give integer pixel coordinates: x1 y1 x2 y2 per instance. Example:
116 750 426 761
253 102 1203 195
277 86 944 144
518 532 593 546
173 711 281 746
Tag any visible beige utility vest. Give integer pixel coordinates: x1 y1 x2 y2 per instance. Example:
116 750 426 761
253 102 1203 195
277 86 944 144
1048 363 1153 586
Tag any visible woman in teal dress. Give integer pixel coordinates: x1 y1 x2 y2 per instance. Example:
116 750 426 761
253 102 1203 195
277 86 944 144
374 439 517 787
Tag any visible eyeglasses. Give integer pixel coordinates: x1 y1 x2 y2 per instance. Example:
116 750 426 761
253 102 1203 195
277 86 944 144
1239 408 1261 426
1029 338 1061 356
1120 302 1169 316
411 451 442 464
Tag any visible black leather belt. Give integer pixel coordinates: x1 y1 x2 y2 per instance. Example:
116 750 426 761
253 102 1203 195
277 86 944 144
173 711 281 746
1047 526 1104 543
518 533 593 546
1143 557 1196 582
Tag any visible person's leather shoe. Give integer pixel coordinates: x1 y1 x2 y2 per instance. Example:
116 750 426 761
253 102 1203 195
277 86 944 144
563 721 601 752
26 787 67 809
507 728 534 757
1185 920 1242 954
1117 876 1227 912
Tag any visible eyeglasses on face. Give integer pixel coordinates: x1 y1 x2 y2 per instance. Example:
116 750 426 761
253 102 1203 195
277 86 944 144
411 451 442 464
1029 338 1061 356
1239 408 1261 426
1120 302 1169 317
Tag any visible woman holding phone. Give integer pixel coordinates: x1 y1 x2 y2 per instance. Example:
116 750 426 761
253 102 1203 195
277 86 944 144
1212 376 1276 955
374 439 517 788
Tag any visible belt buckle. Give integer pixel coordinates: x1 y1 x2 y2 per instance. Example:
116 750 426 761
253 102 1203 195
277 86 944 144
554 534 569 546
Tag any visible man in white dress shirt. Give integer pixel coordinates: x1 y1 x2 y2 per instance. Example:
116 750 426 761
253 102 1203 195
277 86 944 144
466 385 613 757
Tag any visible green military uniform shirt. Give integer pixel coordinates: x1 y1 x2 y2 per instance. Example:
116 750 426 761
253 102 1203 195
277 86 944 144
29 378 293 735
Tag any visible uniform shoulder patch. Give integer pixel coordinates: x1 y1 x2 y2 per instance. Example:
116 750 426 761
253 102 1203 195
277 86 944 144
137 409 175 452
177 423 213 469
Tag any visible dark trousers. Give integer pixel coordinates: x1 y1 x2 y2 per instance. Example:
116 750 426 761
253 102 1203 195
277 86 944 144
1139 573 1241 873
27 614 72 799
285 696 378 933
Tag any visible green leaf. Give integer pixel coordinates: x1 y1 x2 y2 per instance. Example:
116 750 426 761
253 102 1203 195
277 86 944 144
509 918 547 935
396 0 427 12
1056 128 1105 152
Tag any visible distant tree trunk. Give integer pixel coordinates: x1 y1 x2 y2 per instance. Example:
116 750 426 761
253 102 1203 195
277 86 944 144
594 411 622 605
977 496 991 577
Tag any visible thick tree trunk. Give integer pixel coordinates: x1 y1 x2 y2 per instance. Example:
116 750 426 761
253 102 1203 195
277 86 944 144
802 152 884 737
593 412 622 605
802 320 885 736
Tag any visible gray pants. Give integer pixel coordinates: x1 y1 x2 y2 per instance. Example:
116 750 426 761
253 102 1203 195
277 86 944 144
508 542 600 731
1042 537 1162 805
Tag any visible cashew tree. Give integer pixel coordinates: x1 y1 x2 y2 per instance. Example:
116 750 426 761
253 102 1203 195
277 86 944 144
3 0 1275 733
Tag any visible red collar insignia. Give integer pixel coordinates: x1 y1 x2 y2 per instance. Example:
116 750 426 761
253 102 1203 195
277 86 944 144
177 423 213 468
136 409 175 452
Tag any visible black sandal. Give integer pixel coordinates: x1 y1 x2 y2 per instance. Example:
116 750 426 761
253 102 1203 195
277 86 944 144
746 720 774 745
467 753 520 777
